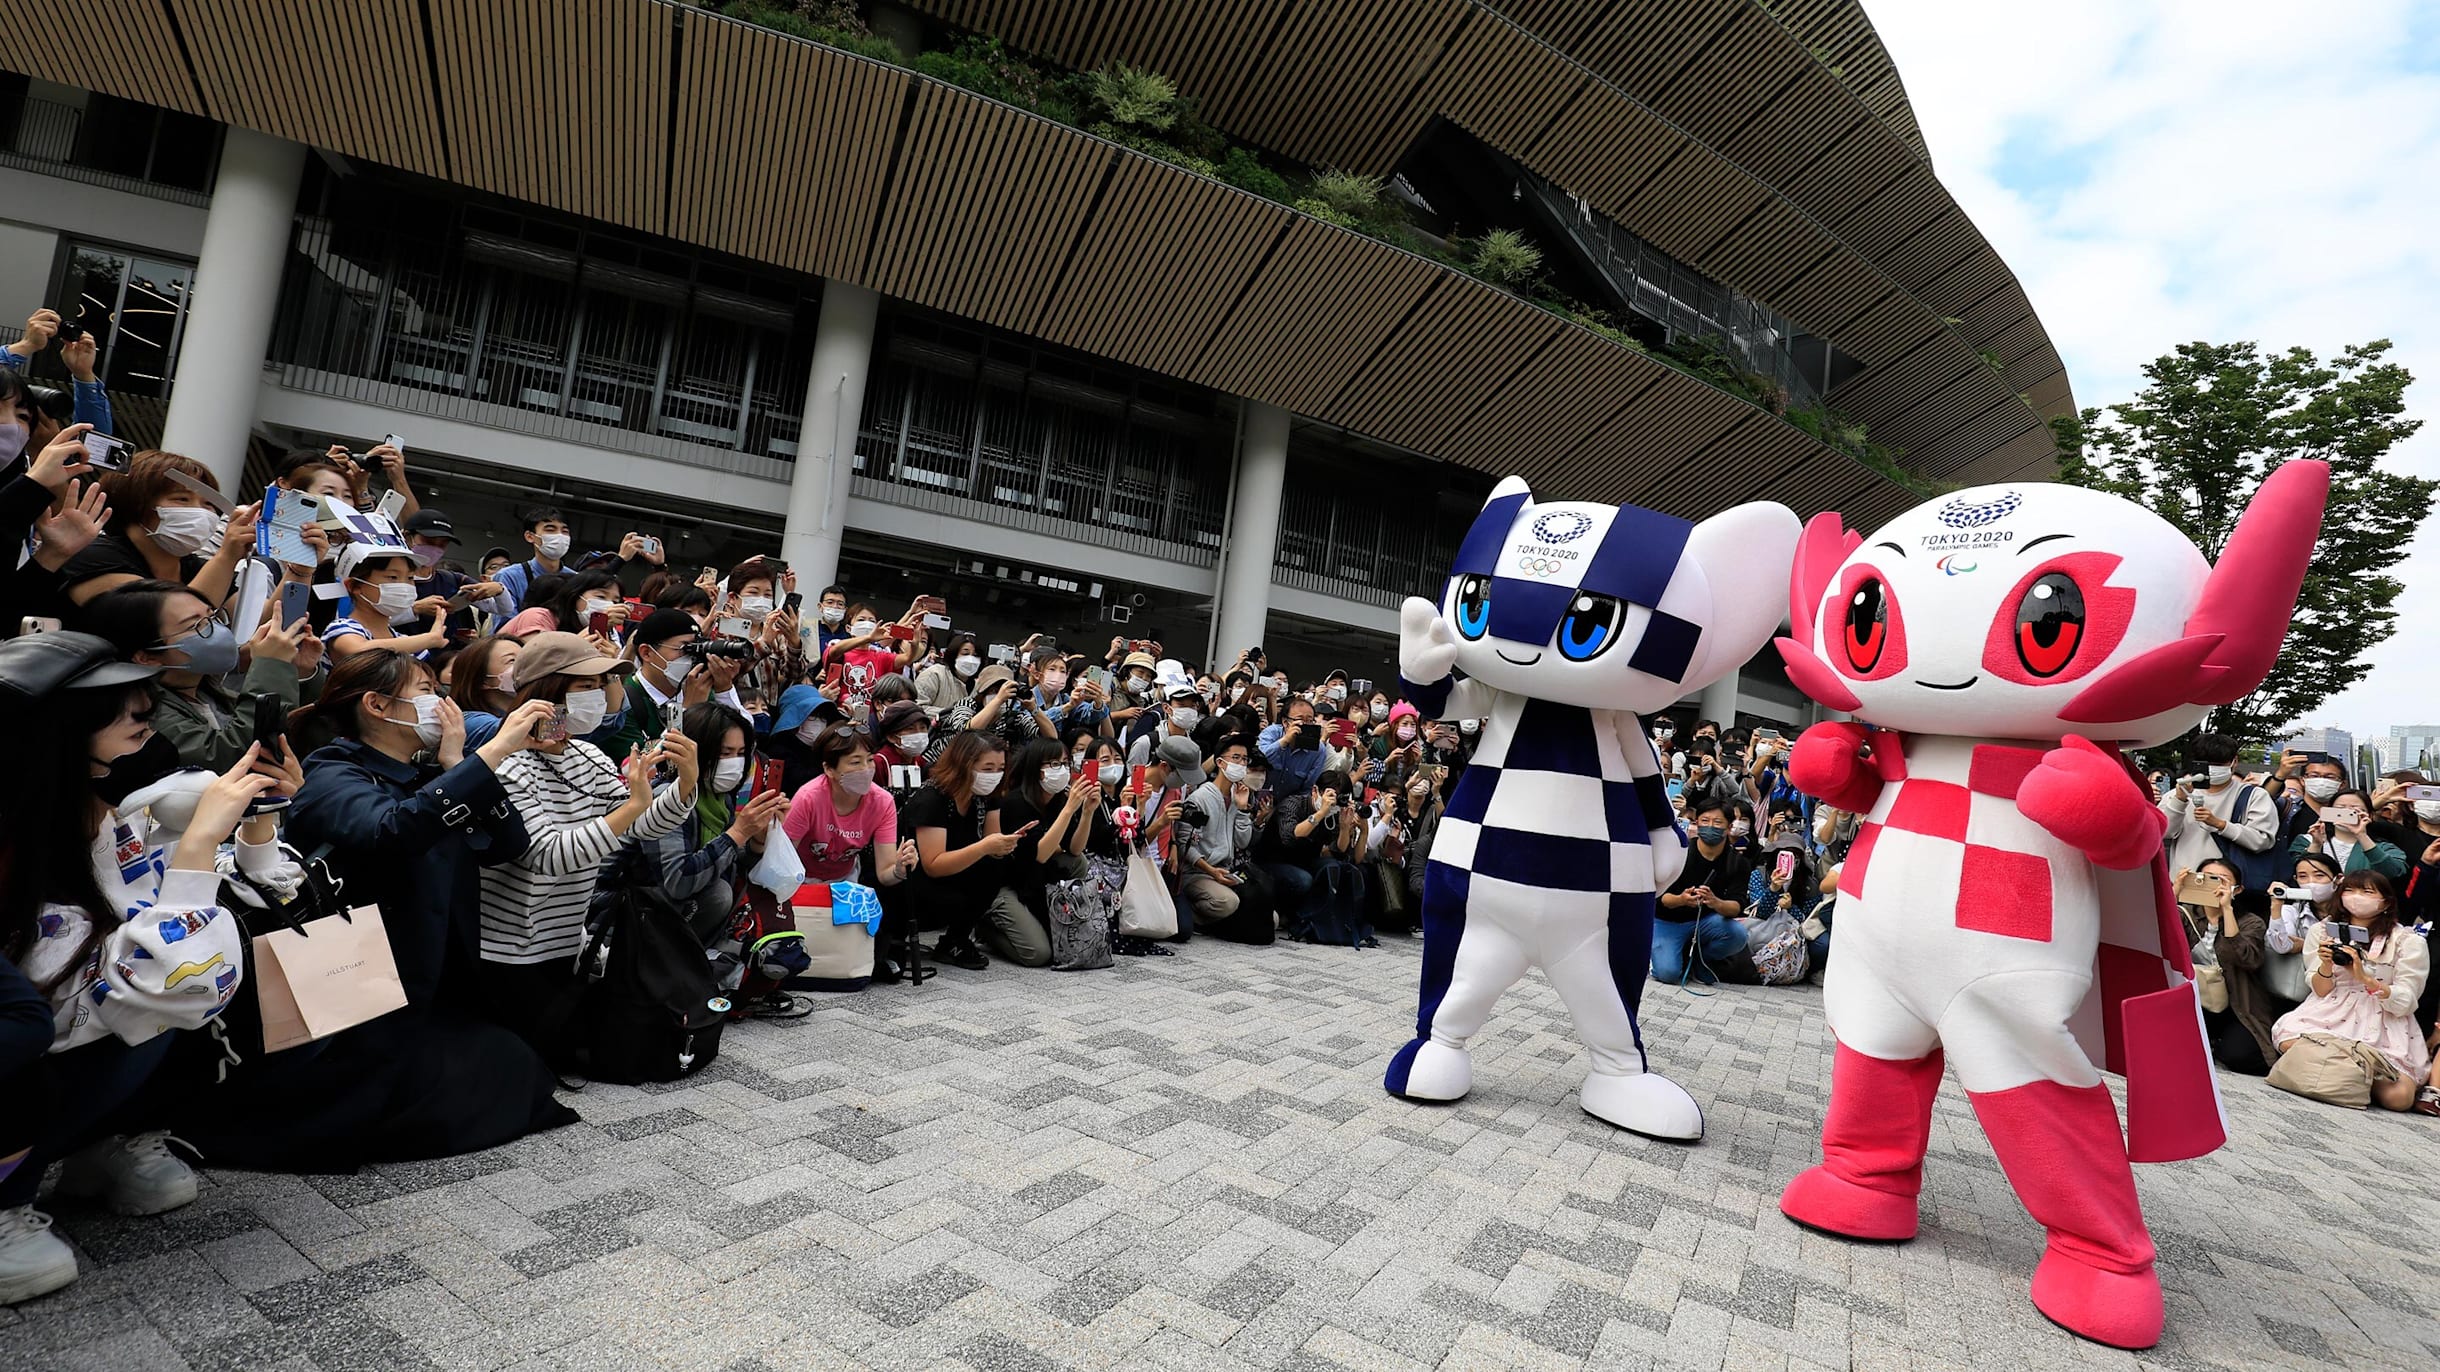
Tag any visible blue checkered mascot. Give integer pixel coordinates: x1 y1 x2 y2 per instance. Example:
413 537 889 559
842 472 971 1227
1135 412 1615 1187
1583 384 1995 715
1383 476 1799 1140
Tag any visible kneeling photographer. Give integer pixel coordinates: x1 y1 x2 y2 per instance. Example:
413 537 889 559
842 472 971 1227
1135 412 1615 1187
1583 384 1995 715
1178 734 1274 944
593 608 751 756
2267 872 2432 1113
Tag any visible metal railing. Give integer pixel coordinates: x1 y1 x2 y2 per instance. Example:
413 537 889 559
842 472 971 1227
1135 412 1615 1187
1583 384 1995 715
1271 469 1473 610
0 94 215 206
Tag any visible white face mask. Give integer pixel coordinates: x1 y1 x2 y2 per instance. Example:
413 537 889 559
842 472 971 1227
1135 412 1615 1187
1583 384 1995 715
536 532 572 560
1041 765 1071 793
0 420 26 464
2303 880 2337 901
579 597 615 619
1731 820 1750 838
1099 762 1124 786
971 768 1003 797
652 646 695 686
819 604 845 625
1458 719 1479 735
1372 699 1390 716
2415 800 2440 823
955 654 981 676
835 765 874 795
1172 706 1200 729
1229 684 1246 702
388 693 445 748
357 580 419 623
899 732 929 754
739 595 774 622
850 619 879 638
712 757 747 792
796 716 826 744
1395 723 1417 741
562 687 609 735
2341 892 2385 918
2304 777 2341 801
1222 761 1247 783
1128 675 1152 693
2206 765 2233 786
149 506 221 557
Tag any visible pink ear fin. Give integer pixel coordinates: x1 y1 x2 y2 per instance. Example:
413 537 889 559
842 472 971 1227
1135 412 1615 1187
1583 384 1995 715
2184 460 2328 702
1776 636 1862 711
1787 512 1859 651
2058 634 2224 724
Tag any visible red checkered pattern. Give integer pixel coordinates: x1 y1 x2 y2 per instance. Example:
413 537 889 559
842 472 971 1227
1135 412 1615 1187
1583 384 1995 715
1845 743 2056 942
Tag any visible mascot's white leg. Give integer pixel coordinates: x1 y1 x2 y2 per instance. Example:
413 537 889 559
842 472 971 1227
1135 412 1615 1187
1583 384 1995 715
1540 917 1702 1141
1384 866 1531 1102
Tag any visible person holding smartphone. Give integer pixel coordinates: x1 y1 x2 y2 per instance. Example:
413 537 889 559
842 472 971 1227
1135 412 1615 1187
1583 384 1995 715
902 732 1030 971
819 600 917 716
79 579 323 773
1653 800 1752 986
2288 786 2409 878
1 416 112 636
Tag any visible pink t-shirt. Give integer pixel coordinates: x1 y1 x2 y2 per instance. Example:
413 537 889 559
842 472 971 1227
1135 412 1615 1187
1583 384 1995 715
783 774 899 883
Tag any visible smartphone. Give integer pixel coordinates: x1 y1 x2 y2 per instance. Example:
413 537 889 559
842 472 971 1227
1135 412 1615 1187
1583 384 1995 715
1130 764 1149 797
250 692 286 757
1327 719 1358 749
589 610 612 637
782 591 802 615
2325 807 2367 829
1774 850 1797 882
279 581 313 628
2404 784 2440 803
757 756 786 798
2172 871 2228 905
82 431 137 472
534 705 571 745
922 612 951 630
1350 678 1373 696
890 763 925 791
878 622 911 642
19 615 61 634
641 535 661 558
382 432 407 454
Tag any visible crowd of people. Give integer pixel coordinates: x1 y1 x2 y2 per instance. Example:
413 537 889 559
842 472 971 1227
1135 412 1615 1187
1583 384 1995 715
0 322 2430 1306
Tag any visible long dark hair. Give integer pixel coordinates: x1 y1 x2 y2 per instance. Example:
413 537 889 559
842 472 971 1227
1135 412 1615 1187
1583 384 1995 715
542 570 623 633
289 648 434 752
1006 738 1065 803
682 703 753 794
2 681 156 988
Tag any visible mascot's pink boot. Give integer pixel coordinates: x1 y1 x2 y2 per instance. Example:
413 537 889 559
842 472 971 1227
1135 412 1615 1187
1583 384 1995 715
1970 1080 2162 1350
1780 1043 1943 1241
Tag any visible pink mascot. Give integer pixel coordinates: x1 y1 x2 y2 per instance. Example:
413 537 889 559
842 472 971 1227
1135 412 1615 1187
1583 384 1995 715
1773 463 2328 1349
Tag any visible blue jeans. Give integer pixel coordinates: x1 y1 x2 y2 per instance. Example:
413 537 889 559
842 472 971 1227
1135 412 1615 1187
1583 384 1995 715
0 1032 175 1207
1260 863 1314 920
1807 931 1831 974
1650 914 1748 986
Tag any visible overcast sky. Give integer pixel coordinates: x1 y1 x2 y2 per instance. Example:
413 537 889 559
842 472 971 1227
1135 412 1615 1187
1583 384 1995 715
1865 0 2440 742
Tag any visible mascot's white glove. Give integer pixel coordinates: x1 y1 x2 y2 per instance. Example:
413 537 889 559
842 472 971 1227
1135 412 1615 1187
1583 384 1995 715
1399 596 1459 685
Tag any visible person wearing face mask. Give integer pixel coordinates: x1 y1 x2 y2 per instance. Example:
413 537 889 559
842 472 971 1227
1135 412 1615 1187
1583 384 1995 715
625 702 790 958
401 510 509 639
2273 751 2352 850
82 581 324 773
1380 762 1445 936
1176 735 1274 944
1321 670 1351 710
491 506 574 613
1100 650 1161 734
0 633 286 1305
987 739 1121 964
59 451 257 611
316 544 456 663
591 609 746 759
783 724 915 893
871 701 938 781
2289 786 2408 878
2268 872 2432 1112
2363 772 2440 922
451 635 522 750
916 634 986 721
902 732 1034 971
173 650 576 1176
2169 857 2279 1075
820 600 919 717
499 569 627 645
812 584 851 657
764 682 846 795
2156 733 2279 882
2 419 117 632
1653 801 1752 986
475 632 700 1062
1127 684 1205 768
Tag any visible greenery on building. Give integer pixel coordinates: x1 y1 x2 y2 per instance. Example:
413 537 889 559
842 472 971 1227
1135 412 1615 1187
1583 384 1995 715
706 0 1942 496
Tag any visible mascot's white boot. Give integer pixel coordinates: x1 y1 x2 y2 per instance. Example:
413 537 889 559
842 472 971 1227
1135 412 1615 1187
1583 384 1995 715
1381 476 1800 1143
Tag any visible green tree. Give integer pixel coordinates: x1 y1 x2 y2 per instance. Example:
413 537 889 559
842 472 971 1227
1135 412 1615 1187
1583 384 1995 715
2055 340 2432 753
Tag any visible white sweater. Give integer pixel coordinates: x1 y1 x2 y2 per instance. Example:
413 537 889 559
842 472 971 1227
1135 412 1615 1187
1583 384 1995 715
478 743 694 965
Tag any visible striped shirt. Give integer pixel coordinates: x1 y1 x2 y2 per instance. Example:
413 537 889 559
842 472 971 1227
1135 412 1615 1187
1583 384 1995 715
478 742 695 965
322 616 370 645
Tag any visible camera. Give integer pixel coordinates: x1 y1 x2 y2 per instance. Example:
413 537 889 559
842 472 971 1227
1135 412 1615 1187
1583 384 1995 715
22 385 72 425
53 310 85 344
1175 797 1212 830
83 431 137 472
2177 774 2210 790
681 638 753 661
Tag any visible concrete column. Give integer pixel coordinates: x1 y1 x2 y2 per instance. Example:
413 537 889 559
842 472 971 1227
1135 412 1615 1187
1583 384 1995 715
159 128 307 488
780 281 880 594
1211 399 1290 663
1697 666 1740 729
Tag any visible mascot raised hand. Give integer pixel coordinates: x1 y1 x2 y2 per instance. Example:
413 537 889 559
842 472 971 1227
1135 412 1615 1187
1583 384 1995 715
1384 476 1799 1141
1773 464 2328 1349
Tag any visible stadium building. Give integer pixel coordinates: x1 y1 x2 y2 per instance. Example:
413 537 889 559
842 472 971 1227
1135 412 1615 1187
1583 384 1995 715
0 0 2070 724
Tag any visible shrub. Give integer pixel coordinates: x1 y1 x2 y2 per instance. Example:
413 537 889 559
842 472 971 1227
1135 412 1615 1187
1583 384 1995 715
1467 229 1542 288
911 35 1064 108
1217 147 1293 203
1307 168 1384 221
720 2 903 63
1167 96 1231 162
1292 197 1360 231
1085 63 1178 131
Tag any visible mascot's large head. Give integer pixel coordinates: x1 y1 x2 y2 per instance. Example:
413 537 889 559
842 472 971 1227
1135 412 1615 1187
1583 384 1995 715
1776 464 2328 747
1438 476 1800 712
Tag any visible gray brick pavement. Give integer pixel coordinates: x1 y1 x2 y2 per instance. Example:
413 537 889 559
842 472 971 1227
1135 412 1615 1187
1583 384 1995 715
5 935 2434 1370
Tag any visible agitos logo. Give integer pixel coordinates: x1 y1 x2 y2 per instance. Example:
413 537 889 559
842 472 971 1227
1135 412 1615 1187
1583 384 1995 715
1936 554 1978 576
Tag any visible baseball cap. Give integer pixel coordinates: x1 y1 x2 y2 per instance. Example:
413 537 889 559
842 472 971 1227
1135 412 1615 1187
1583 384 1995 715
1155 734 1205 789
402 509 458 543
0 631 160 704
633 608 698 646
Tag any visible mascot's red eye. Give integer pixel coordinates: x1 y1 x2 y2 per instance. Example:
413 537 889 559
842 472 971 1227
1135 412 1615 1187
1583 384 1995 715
2014 572 2086 677
1844 577 1889 672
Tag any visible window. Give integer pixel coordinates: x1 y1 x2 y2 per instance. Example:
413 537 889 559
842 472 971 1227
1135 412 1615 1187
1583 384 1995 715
58 243 197 397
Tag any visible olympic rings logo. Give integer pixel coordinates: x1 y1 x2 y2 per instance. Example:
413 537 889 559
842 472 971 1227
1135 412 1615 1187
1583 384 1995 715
1515 557 1569 577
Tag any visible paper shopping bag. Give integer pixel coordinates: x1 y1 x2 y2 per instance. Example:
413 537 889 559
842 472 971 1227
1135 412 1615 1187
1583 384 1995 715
252 906 408 1050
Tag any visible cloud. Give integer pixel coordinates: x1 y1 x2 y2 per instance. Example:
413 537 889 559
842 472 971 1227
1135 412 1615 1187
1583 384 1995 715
1865 0 2440 740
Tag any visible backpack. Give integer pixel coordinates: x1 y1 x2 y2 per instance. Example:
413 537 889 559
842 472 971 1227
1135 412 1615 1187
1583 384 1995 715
1045 855 1118 970
578 884 727 1084
1746 909 1811 985
2210 784 2280 891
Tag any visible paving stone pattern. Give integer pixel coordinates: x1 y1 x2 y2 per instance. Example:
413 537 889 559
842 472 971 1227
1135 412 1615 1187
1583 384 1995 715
6 936 2436 1371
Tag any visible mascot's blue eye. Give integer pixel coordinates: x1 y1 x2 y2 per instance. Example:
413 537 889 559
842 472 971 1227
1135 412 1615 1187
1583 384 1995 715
1556 593 1625 662
1454 576 1491 640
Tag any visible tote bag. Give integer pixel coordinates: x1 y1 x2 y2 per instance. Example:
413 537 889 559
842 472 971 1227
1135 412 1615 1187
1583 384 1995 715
790 881 882 991
252 906 408 1053
1116 850 1178 939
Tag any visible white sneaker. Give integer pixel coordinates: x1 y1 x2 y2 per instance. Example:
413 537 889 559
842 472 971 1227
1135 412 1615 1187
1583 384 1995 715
0 1206 77 1305
56 1132 198 1216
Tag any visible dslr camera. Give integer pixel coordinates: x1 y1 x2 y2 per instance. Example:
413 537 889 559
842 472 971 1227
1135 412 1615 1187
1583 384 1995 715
2324 919 2373 967
681 638 753 661
1174 796 1212 831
